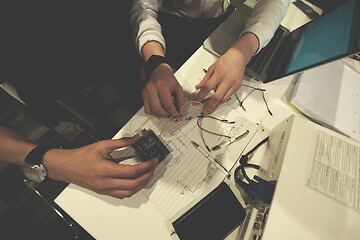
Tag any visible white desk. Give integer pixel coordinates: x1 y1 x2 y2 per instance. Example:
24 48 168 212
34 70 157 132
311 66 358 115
55 2 320 239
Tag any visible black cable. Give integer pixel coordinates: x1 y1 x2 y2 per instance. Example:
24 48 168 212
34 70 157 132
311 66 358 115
235 137 269 185
239 89 256 111
234 137 277 204
242 84 266 92
196 116 232 139
240 163 260 182
245 136 269 158
261 91 272 116
236 85 272 115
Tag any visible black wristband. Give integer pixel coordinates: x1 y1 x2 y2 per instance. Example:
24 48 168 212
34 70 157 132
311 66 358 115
144 55 168 79
25 145 55 165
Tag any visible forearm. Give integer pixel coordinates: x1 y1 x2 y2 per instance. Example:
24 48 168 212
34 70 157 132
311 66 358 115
243 0 290 52
0 126 37 165
0 126 73 182
130 0 166 58
0 127 159 199
142 41 165 61
230 32 259 65
0 126 72 181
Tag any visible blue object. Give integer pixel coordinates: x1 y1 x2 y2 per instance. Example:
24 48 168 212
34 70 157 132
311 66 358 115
247 175 276 204
98 83 120 105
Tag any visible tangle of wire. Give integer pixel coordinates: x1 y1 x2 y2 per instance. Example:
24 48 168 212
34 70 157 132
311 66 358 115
158 100 237 152
158 101 204 140
197 115 235 152
235 84 272 115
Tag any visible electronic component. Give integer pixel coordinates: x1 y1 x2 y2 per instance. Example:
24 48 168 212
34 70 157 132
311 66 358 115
252 206 269 239
237 205 270 240
235 137 277 204
154 91 210 137
132 129 170 162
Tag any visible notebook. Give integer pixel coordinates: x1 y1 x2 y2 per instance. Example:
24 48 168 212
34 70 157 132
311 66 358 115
261 115 360 240
289 59 360 142
203 0 360 82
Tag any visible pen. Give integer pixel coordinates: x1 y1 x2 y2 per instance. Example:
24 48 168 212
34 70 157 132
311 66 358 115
212 130 250 151
191 141 230 178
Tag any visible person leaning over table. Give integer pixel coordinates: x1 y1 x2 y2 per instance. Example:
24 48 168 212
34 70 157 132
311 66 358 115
130 0 290 117
0 1 158 199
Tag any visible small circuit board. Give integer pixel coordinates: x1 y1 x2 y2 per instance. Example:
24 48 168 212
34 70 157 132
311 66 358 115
132 129 170 162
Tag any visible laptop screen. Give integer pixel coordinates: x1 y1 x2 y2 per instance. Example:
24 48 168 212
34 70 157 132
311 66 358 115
283 0 359 75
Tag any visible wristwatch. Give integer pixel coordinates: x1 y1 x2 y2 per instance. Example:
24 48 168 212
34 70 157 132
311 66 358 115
143 55 169 79
20 145 55 183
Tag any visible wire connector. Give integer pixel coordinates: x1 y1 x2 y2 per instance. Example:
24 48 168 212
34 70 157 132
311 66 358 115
247 175 276 204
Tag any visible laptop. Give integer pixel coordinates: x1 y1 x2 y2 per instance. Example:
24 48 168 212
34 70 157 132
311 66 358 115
203 0 360 82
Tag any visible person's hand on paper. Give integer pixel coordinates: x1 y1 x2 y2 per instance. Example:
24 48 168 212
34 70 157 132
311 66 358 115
194 32 259 115
43 135 159 199
142 63 183 117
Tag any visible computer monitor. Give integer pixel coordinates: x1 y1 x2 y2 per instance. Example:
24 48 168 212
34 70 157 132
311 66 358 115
283 0 360 76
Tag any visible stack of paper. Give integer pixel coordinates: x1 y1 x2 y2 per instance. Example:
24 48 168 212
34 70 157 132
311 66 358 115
290 60 360 142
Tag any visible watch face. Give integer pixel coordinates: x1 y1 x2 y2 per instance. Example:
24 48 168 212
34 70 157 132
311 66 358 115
20 164 43 183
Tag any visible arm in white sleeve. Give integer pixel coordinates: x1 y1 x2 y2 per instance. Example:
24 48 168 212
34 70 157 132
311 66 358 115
242 0 290 54
130 0 166 58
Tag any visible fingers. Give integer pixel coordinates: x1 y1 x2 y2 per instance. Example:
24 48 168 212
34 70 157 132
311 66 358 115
97 135 140 155
52 137 160 200
90 162 158 199
158 88 180 116
105 157 159 178
194 69 222 113
174 85 184 114
195 69 242 116
194 67 214 103
143 84 169 117
140 65 184 117
195 66 213 90
203 86 235 115
142 90 152 116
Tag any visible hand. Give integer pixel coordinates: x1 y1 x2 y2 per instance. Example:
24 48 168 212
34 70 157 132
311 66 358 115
142 63 183 117
194 49 246 115
43 135 159 199
194 32 259 115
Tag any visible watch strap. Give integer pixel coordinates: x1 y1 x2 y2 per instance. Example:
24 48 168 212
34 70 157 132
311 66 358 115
144 55 168 79
25 145 55 165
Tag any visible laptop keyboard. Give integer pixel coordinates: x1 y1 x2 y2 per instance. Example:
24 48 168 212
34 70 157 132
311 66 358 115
247 27 285 73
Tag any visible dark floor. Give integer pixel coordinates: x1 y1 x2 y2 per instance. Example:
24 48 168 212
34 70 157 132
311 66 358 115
0 80 142 239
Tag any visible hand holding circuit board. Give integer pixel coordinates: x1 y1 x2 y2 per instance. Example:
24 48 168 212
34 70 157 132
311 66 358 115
131 129 170 162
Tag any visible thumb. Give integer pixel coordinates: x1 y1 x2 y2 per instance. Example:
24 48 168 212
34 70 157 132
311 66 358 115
101 134 140 153
196 67 213 89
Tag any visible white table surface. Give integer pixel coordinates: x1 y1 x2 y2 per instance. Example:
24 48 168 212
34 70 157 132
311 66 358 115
54 2 320 239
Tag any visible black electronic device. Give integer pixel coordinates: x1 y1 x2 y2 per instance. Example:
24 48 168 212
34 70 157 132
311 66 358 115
131 129 170 162
172 182 246 240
